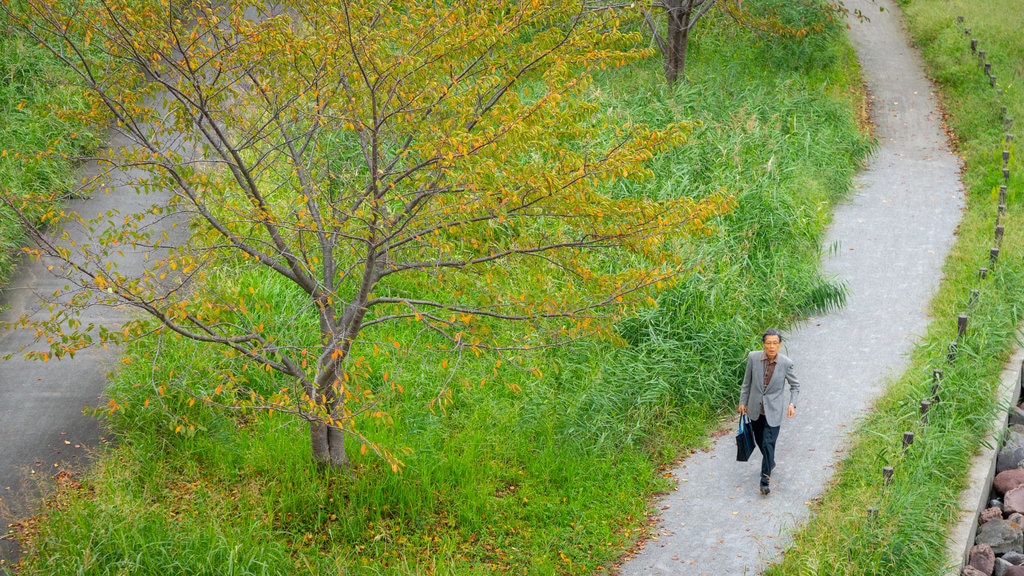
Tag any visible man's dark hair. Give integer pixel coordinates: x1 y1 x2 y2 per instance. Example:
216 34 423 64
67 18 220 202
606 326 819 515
762 329 782 343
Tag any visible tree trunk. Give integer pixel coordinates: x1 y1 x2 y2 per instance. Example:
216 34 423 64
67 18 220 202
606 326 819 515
310 421 350 469
665 0 693 85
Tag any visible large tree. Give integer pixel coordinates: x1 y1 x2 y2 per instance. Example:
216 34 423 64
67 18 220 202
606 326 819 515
635 0 858 84
1 0 732 469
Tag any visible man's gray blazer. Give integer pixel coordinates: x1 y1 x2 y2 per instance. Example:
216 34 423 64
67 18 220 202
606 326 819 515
739 351 800 428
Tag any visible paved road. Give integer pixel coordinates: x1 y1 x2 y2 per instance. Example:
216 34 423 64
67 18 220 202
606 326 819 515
0 119 187 570
616 0 966 574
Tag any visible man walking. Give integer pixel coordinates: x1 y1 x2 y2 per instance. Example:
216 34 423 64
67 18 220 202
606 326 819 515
738 329 800 495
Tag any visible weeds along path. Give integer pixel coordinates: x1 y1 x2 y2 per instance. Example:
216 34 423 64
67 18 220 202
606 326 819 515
0 94 190 567
616 0 966 574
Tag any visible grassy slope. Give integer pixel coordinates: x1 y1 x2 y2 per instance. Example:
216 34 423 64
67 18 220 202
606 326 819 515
0 18 101 285
767 1 1024 574
10 6 873 576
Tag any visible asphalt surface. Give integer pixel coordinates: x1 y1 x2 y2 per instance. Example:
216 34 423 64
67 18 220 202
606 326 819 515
616 0 966 574
0 119 187 569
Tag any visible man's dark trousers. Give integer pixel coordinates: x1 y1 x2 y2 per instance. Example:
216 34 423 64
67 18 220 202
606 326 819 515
751 414 780 486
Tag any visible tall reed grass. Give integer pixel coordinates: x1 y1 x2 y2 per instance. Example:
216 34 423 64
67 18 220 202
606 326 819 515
0 16 100 285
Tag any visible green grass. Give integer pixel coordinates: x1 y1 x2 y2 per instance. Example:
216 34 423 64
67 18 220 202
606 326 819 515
0 15 101 285
765 0 1024 574
10 4 874 576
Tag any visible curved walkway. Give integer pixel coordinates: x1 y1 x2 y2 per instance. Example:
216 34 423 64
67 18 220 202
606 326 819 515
616 0 965 574
0 117 185 568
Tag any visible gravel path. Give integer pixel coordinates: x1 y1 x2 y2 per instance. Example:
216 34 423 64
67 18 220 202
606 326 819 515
615 0 966 574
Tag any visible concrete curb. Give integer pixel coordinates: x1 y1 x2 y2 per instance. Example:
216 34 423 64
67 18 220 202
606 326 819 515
945 334 1024 575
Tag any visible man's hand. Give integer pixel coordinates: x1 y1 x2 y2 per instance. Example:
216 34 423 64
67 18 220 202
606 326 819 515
738 404 747 415
787 404 795 418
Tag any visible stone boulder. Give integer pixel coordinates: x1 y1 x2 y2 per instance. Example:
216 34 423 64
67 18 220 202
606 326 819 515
1007 488 1024 516
997 471 1024 495
976 519 1024 555
996 557 1012 576
982 507 1006 525
970 543 996 575
1004 551 1024 566
1006 566 1024 576
962 565 986 576
998 430 1024 473
998 447 1024 474
1009 406 1024 428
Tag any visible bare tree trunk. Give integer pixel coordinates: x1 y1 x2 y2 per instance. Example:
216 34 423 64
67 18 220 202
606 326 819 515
310 422 350 469
665 0 694 85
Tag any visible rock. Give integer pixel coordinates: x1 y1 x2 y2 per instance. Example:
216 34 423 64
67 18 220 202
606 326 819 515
1009 406 1024 428
1006 566 1024 576
1012 514 1024 526
976 519 1024 555
1012 424 1024 435
996 557 1012 576
998 448 1024 474
1006 487 1024 516
997 471 1024 495
995 499 1008 509
1004 551 1024 566
998 447 1024 474
970 544 996 574
982 507 1006 525
998 431 1024 473
962 565 987 576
